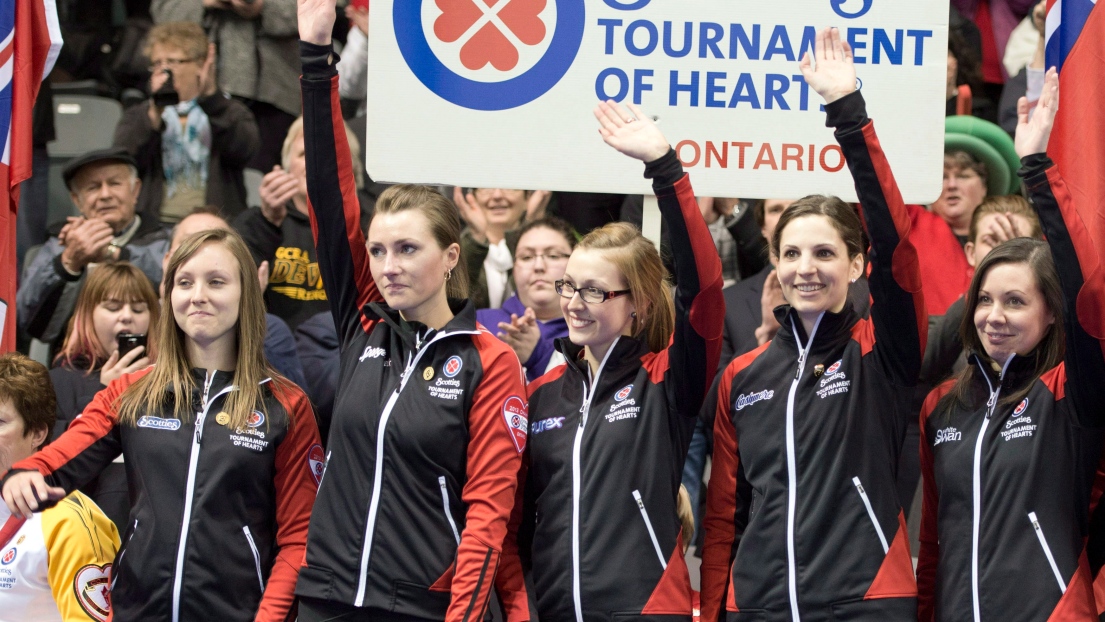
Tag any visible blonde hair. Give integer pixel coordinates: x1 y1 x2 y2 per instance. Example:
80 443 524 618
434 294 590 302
677 484 695 553
56 262 160 371
282 117 364 190
374 184 469 299
115 229 286 430
576 222 674 353
143 22 208 63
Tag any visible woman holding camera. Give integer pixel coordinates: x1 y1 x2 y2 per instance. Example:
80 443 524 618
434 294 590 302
2 229 322 622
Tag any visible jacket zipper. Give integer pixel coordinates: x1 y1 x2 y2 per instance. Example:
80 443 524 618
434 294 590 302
851 477 889 554
110 519 138 590
632 490 668 569
1028 512 1067 593
353 329 478 607
242 526 265 593
571 339 618 622
970 355 1014 622
171 371 234 622
439 476 461 545
784 314 822 622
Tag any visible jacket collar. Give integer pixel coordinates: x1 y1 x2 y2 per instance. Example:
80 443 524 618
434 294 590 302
365 298 480 349
554 334 652 380
966 350 1040 392
772 302 860 350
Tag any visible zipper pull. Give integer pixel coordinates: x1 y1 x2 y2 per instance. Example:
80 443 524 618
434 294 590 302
795 352 805 380
985 391 998 418
195 416 204 445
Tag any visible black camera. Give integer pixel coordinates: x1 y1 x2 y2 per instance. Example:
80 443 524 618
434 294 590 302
152 69 180 108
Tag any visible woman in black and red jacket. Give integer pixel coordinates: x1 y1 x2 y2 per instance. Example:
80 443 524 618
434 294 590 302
917 71 1105 621
1 228 321 622
292 4 529 621
701 29 928 620
519 100 724 620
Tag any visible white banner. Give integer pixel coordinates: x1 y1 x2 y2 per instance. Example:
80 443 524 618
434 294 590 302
365 0 949 203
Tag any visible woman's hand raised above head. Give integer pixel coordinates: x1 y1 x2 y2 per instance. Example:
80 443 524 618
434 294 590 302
298 0 337 46
1015 67 1059 158
799 27 857 105
593 100 670 163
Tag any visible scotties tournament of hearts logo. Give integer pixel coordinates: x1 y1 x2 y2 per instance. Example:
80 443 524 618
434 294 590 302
394 0 585 110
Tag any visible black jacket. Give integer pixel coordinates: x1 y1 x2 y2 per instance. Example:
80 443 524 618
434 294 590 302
917 156 1105 621
293 41 529 622
6 368 321 622
702 91 927 621
522 156 724 622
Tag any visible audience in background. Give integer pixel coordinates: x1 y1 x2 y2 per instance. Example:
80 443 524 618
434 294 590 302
113 22 260 224
17 149 169 350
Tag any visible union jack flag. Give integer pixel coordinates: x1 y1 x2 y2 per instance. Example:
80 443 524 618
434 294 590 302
0 0 61 352
1044 0 1103 246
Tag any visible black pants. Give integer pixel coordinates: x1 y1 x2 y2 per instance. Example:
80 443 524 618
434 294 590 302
297 598 434 622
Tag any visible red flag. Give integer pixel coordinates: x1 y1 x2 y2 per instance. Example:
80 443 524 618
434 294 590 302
1046 2 1105 250
0 0 61 353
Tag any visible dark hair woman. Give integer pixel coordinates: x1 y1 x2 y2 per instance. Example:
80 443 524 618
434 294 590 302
292 2 530 620
701 28 928 620
917 70 1105 621
2 229 322 621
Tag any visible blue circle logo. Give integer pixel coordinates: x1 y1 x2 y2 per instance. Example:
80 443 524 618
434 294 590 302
394 0 586 111
830 0 873 19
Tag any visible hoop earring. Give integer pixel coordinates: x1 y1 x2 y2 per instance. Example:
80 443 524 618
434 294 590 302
444 268 453 282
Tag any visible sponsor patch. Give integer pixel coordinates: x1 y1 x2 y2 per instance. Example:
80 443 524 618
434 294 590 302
444 355 464 378
934 427 962 445
826 360 842 375
735 390 774 411
502 396 528 453
136 416 181 431
1013 398 1029 416
531 417 565 434
1 549 14 565
614 384 633 402
74 563 112 621
247 410 265 428
359 345 386 362
307 444 325 487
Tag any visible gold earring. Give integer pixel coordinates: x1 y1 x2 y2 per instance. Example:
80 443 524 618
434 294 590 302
444 268 452 281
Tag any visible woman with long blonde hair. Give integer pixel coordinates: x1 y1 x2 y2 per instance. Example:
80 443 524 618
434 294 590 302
2 229 322 622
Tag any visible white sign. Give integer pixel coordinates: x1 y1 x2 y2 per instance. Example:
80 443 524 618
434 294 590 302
365 0 949 204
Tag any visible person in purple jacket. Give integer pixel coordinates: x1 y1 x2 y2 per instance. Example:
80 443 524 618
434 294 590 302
477 216 575 382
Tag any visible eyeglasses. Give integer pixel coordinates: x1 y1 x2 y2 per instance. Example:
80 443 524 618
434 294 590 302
148 58 198 71
515 252 570 265
555 280 631 304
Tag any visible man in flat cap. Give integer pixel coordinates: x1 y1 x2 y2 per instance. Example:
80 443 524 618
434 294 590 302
16 148 170 347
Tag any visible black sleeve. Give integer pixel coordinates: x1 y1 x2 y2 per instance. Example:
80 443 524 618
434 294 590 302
726 208 770 279
1020 155 1105 427
300 41 381 346
828 91 927 387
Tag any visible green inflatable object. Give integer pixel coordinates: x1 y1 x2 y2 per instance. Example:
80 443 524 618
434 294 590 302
944 116 1022 195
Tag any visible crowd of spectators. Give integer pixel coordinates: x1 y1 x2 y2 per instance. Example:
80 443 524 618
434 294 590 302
3 0 1057 614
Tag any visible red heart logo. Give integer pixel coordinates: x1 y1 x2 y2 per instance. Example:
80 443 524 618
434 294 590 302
502 395 528 453
434 0 484 43
74 563 112 621
499 0 546 46
461 22 519 71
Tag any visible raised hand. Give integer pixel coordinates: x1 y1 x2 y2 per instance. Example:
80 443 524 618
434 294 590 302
453 187 488 243
259 165 297 227
199 43 219 97
60 218 115 273
526 190 552 222
593 100 669 162
799 27 857 105
755 270 786 345
298 0 337 46
2 471 66 519
1015 67 1058 158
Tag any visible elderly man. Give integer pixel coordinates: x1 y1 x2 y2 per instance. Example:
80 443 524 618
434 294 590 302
17 149 170 345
